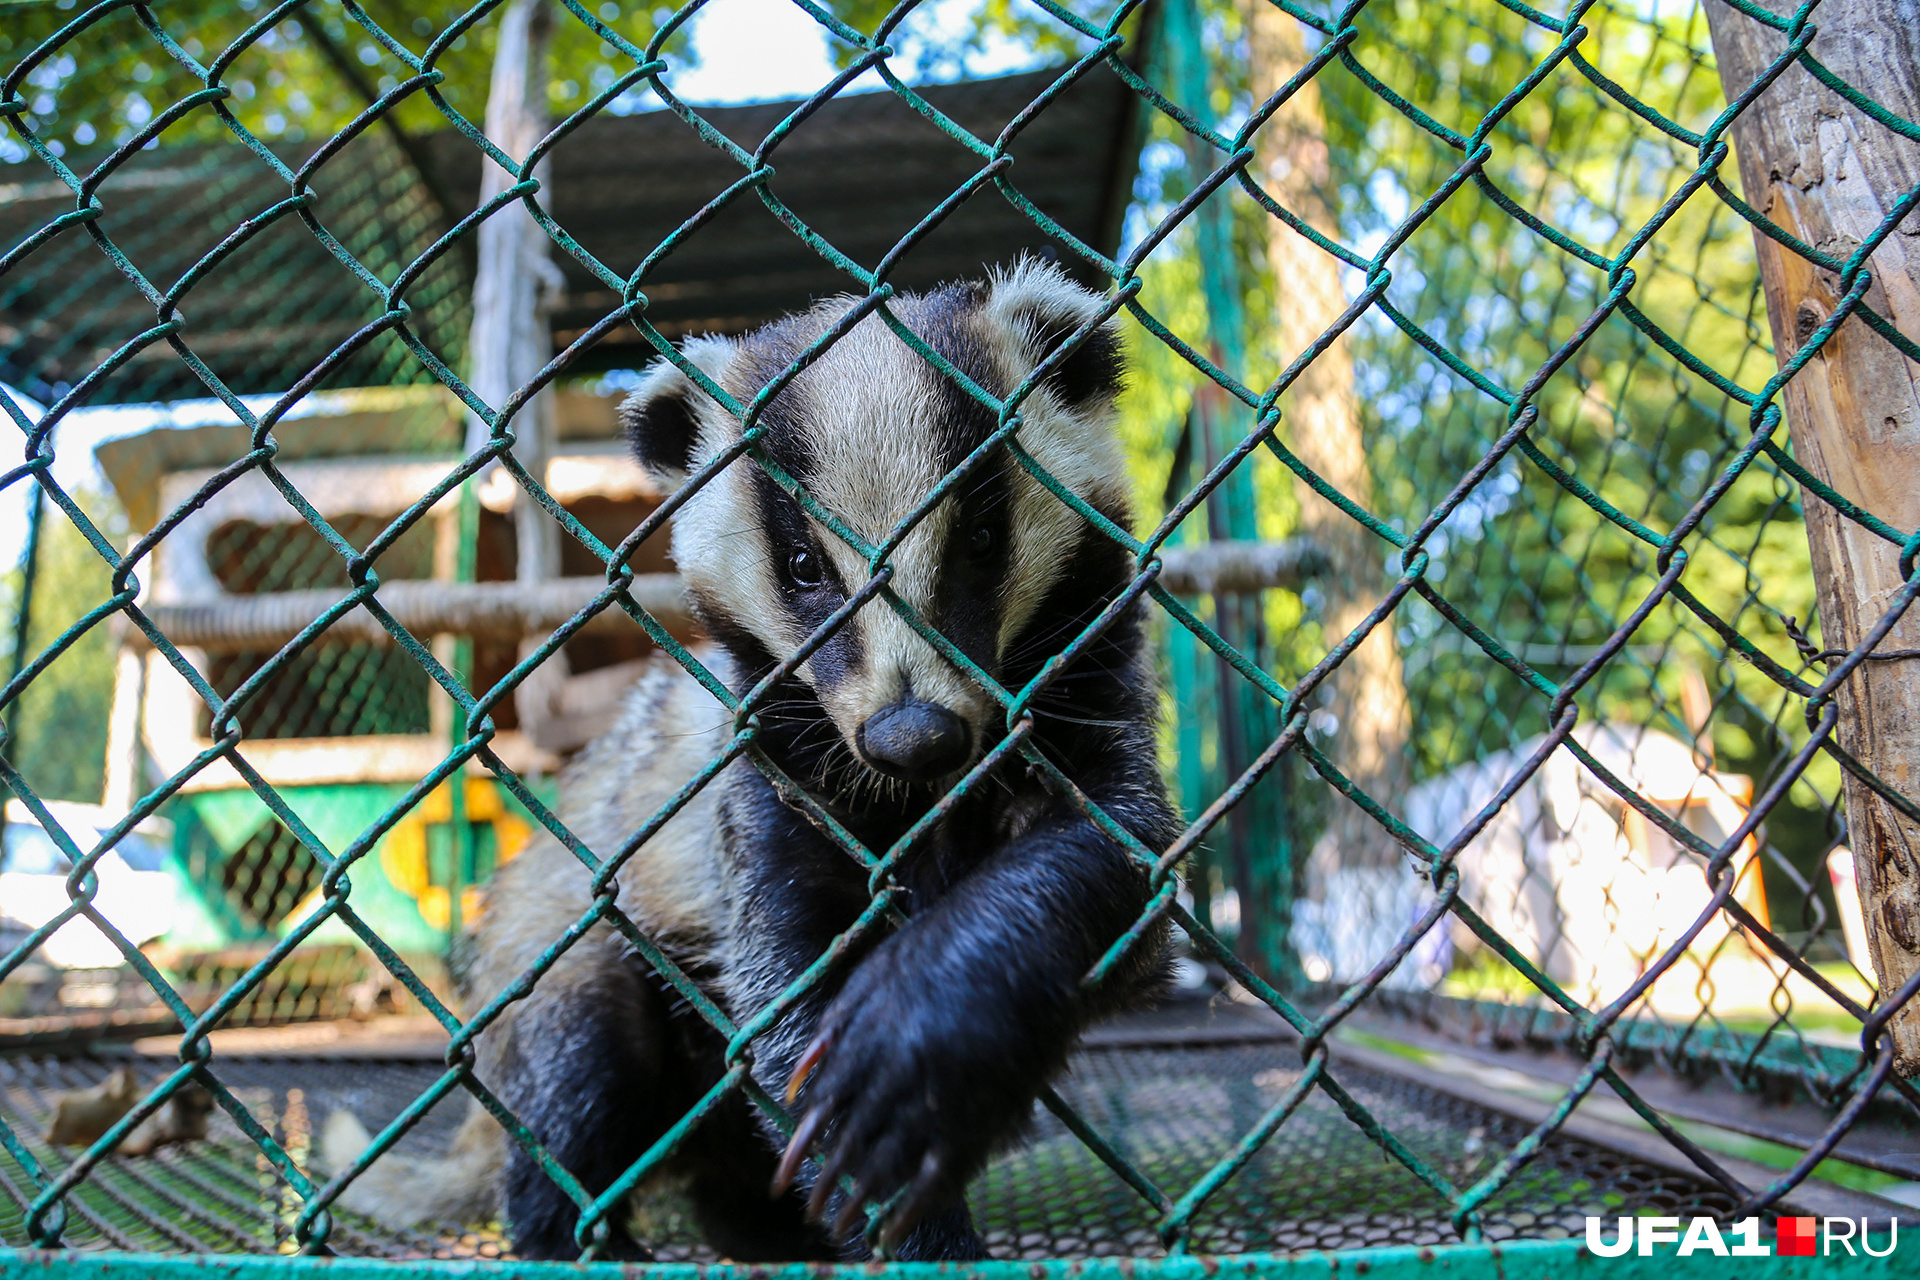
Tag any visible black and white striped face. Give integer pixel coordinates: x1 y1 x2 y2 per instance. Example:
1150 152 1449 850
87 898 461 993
620 261 1131 788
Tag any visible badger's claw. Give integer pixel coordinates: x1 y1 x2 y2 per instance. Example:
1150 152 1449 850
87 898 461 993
777 942 1024 1249
831 1175 872 1239
879 1152 947 1251
785 1031 833 1104
772 1107 826 1197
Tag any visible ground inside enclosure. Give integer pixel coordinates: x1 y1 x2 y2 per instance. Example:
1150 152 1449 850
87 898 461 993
0 1012 1759 1261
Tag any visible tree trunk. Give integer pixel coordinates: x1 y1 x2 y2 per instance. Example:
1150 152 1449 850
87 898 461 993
1704 0 1920 1073
1244 9 1414 906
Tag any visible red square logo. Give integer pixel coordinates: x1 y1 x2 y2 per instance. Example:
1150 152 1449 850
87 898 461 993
1776 1217 1818 1256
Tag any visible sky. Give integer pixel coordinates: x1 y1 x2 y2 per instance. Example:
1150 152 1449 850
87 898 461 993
676 0 838 100
672 0 1041 100
0 0 1052 575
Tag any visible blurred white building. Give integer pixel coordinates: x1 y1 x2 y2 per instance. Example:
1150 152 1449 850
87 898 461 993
1296 723 1772 1009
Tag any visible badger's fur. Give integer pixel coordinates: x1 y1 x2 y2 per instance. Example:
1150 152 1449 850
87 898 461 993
335 261 1176 1261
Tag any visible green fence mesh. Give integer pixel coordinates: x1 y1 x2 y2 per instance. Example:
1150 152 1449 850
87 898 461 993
1 0 1917 1266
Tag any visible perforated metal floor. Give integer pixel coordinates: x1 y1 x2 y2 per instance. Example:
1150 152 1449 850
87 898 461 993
0 1044 1736 1259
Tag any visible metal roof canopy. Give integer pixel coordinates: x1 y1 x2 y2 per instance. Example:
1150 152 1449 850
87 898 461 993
1 67 1142 406
480 68 1143 357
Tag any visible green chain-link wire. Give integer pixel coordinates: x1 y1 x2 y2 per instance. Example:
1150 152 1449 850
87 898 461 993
2 0 1917 1261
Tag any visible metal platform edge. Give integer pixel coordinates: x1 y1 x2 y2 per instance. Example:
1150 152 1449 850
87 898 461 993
0 1239 1905 1277
1088 999 1911 1227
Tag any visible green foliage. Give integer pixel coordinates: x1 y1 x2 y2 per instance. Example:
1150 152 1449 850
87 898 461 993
0 489 123 805
1315 1 1783 745
1011 0 1848 967
1306 0 1840 890
0 0 675 163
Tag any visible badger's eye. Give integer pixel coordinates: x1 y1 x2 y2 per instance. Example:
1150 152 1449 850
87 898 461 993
786 547 824 588
967 523 998 560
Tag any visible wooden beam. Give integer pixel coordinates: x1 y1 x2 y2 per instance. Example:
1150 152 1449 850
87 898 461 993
129 576 695 652
1154 537 1326 597
125 542 1324 655
1706 0 1920 1073
475 0 562 588
468 0 567 743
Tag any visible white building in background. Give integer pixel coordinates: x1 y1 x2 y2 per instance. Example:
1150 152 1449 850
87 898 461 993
1295 722 1776 1011
1412 722 1769 1008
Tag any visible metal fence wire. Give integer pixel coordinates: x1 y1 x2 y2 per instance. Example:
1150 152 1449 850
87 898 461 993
2 0 1918 1267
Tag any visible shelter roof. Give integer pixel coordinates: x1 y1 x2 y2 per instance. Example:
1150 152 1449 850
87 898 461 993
5 68 1141 407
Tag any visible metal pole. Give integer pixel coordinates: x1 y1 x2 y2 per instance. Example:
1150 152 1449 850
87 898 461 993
1163 0 1293 985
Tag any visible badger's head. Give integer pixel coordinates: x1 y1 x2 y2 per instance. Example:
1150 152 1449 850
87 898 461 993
619 260 1131 796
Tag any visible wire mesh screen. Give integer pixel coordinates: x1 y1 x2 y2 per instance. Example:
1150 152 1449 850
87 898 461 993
0 1045 1739 1258
198 515 436 740
1283 1 1863 1047
0 3 470 409
2 0 1917 1267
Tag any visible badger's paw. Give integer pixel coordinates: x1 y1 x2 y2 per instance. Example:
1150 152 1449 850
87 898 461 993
771 959 1030 1250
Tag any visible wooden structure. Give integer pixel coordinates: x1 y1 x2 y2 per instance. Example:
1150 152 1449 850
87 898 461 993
92 388 674 955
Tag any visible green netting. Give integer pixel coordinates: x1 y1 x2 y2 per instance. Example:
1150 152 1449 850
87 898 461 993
2 0 1917 1266
0 1046 1744 1257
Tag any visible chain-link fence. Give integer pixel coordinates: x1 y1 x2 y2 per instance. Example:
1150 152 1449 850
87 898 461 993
2 0 1917 1268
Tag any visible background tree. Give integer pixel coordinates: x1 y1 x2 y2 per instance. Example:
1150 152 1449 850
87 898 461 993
1312 0 1841 971
0 0 680 164
0 488 124 806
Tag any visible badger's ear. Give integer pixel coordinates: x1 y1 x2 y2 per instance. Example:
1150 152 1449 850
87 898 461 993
983 257 1124 410
618 337 736 487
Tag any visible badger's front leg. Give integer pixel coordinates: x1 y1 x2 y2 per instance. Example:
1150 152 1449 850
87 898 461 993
773 800 1160 1256
492 945 667 1262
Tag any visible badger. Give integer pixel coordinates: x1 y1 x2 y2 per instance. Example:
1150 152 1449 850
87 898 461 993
331 261 1177 1262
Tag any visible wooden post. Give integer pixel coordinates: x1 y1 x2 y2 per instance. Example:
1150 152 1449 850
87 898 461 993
100 645 146 815
1244 7 1414 915
450 0 559 950
467 0 568 746
1705 0 1920 1073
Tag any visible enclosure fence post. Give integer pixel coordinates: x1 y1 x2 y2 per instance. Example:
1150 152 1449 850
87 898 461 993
1705 0 1920 1073
1162 0 1293 984
469 0 564 695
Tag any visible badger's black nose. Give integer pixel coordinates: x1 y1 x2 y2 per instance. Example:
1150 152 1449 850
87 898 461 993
856 699 970 780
